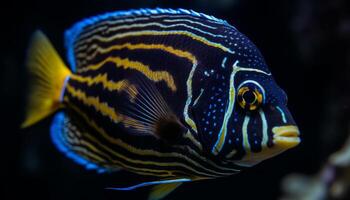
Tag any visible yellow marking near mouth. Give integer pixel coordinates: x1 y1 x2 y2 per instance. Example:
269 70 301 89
272 125 300 149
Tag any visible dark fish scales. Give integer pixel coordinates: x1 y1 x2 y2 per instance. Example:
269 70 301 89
21 8 300 200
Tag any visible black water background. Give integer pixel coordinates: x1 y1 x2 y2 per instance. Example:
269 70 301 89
1 0 349 199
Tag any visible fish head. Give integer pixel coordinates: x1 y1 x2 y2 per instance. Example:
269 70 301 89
190 59 300 168
229 73 300 167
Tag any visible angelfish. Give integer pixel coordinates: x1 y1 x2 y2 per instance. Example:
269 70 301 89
21 8 300 200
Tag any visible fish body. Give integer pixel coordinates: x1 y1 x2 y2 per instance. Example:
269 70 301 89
21 8 300 199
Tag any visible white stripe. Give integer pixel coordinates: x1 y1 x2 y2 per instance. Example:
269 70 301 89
211 61 271 155
193 88 204 106
75 22 227 51
74 30 235 54
211 60 239 154
78 17 151 41
221 57 227 68
235 67 271 76
237 80 266 103
76 22 227 52
183 61 199 133
163 19 218 29
149 13 228 26
276 106 287 123
59 76 71 102
259 109 269 147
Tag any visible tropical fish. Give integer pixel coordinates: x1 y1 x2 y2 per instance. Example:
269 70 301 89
21 8 301 200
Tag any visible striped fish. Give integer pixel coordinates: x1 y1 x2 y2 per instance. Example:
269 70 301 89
21 8 300 200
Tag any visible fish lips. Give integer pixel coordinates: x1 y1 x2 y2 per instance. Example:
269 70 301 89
272 125 300 149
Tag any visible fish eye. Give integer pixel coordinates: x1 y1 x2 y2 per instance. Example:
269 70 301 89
237 84 264 111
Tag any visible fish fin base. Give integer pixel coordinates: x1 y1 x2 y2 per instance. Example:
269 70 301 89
21 30 72 128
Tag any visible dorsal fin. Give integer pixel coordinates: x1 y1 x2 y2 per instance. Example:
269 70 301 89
64 8 233 72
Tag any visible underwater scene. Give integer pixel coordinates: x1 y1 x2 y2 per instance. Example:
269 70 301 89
2 0 350 199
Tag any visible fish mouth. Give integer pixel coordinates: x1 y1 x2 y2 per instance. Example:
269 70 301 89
272 125 300 149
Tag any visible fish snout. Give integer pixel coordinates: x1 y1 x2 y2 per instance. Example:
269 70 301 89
272 125 300 149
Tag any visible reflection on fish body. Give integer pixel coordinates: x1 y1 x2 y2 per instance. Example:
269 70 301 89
21 8 300 200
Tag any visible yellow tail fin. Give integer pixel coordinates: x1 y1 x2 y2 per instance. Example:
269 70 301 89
21 30 72 128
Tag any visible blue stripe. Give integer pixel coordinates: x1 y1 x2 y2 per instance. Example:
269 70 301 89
106 178 191 191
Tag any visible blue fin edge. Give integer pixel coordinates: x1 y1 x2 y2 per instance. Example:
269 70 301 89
50 112 107 173
105 178 191 191
64 8 232 72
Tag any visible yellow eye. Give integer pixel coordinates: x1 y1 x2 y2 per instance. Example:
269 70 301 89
237 86 263 111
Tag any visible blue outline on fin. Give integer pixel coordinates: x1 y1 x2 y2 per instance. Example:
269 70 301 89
106 178 191 191
59 76 70 102
64 8 234 72
50 112 107 173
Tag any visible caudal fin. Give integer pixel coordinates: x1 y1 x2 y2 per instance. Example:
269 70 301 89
21 30 72 128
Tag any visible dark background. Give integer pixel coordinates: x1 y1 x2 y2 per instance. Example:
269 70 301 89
1 0 350 199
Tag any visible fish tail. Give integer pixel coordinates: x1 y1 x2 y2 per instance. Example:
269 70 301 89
21 30 72 128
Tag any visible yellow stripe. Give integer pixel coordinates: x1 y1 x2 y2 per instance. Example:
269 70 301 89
70 74 138 100
84 124 217 178
70 145 107 163
76 42 199 133
65 84 123 123
77 56 177 92
75 30 234 54
183 130 202 151
84 133 179 177
65 100 175 177
77 42 197 65
59 126 110 163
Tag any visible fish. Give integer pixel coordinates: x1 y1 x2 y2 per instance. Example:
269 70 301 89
21 8 301 200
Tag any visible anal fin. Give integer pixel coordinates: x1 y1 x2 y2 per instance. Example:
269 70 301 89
50 111 119 173
148 182 183 200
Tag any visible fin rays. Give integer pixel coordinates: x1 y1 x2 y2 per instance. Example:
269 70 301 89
121 75 175 136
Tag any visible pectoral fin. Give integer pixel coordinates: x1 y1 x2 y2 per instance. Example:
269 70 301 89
120 75 185 143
